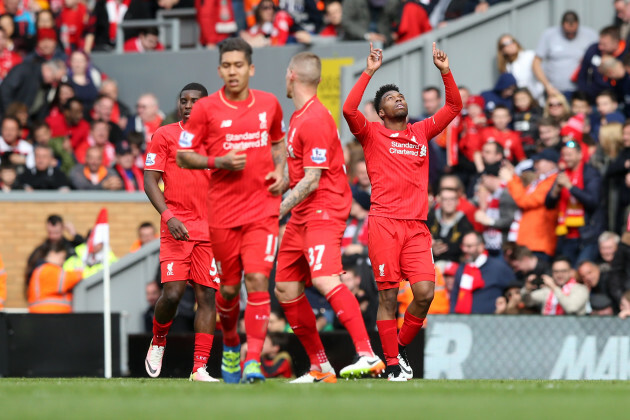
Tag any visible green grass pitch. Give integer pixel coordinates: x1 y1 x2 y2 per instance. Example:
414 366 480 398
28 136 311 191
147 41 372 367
1 378 628 419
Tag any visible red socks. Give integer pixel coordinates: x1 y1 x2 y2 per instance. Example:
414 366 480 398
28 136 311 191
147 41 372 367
326 284 373 357
216 293 240 347
376 319 399 366
398 311 425 347
193 333 214 371
280 294 328 370
152 318 172 347
244 291 270 363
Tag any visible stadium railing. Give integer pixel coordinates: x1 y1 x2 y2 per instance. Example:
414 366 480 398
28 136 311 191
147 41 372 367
116 19 182 53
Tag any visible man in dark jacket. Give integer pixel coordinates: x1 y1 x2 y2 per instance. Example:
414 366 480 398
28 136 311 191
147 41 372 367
0 59 66 118
545 140 604 266
450 232 515 314
577 25 628 101
18 145 70 190
481 72 517 115
427 187 474 262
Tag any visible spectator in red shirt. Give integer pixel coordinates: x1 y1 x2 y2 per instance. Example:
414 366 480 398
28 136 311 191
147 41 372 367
319 1 342 38
241 0 298 47
75 119 115 166
438 174 482 231
480 105 526 163
45 96 90 151
0 27 21 82
395 0 432 44
196 0 237 47
123 26 165 53
57 0 93 54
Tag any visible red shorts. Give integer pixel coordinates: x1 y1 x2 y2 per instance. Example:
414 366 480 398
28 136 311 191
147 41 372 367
210 215 279 287
368 216 435 291
159 236 219 289
276 219 345 287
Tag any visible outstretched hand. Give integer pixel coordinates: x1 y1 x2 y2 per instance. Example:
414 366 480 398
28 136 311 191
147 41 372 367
365 42 383 76
432 42 450 74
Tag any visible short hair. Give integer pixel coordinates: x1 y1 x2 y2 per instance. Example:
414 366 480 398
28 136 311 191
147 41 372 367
552 255 572 267
482 140 504 156
439 174 464 193
219 37 253 65
491 104 510 115
46 58 66 73
512 245 533 260
47 214 64 225
34 144 53 155
374 83 400 115
571 91 590 105
600 25 621 41
180 82 208 98
289 52 322 86
32 120 51 132
538 116 560 128
624 118 630 129
63 97 83 111
2 115 20 128
138 222 155 231
423 86 441 98
139 26 159 36
438 187 459 195
127 131 144 147
561 10 579 24
596 90 618 103
90 119 109 130
463 231 485 245
598 231 620 245
46 241 68 255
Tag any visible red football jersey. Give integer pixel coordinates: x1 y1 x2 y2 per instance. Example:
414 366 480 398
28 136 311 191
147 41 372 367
286 96 351 224
145 122 211 241
343 71 462 221
480 126 526 162
180 87 285 228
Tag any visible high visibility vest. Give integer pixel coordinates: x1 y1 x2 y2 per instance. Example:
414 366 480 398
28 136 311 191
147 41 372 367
27 263 83 313
63 243 117 278
0 253 6 309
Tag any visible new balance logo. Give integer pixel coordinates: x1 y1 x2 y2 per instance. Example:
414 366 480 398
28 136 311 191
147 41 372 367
166 262 174 276
220 120 232 128
420 145 427 157
379 264 385 277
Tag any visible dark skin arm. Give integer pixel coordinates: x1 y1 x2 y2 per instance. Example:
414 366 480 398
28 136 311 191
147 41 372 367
144 170 189 241
176 149 247 170
279 168 322 219
266 140 287 196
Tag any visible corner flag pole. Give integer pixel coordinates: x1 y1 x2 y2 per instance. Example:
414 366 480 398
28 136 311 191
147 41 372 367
103 218 112 379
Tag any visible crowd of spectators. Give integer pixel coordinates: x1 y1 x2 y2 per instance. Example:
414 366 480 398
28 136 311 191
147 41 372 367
3 2 630 333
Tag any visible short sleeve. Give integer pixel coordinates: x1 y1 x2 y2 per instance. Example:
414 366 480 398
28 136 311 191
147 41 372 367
301 119 333 169
269 97 286 143
145 128 169 172
535 28 550 59
179 102 208 152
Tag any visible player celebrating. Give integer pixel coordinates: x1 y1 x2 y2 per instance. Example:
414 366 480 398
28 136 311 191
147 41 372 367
342 43 462 381
177 38 286 383
275 52 385 383
143 82 220 382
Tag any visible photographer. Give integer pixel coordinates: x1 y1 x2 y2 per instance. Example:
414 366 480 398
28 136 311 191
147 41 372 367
521 256 589 315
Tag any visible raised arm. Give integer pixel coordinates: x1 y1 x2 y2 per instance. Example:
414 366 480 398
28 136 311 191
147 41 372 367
420 42 463 140
342 43 382 137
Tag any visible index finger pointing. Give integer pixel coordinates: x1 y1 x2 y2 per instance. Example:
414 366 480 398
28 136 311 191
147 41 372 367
432 42 436 55
370 42 373 53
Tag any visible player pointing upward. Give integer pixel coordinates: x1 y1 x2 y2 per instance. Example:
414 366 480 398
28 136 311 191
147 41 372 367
177 38 286 383
342 43 462 381
274 52 384 383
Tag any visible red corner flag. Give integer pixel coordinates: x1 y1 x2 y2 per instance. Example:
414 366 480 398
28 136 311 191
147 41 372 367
85 208 109 267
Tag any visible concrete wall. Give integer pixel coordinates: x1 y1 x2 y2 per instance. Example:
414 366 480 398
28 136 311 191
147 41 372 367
0 193 159 308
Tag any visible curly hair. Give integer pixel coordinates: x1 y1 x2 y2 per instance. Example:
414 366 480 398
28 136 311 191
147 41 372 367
373 83 400 115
